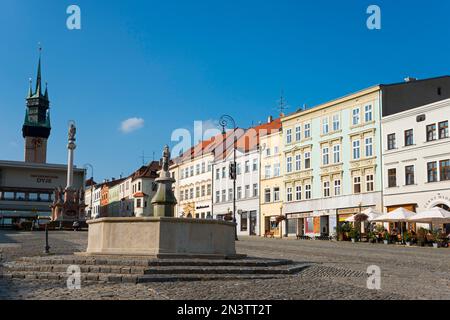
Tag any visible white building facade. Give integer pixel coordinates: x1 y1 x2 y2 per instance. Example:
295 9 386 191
382 98 450 232
213 148 261 236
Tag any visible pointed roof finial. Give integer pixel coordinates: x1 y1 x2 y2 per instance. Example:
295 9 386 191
35 43 42 96
27 78 33 98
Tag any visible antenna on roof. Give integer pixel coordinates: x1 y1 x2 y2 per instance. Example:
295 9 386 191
139 151 152 166
276 90 289 116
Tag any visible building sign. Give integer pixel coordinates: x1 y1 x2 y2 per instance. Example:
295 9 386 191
288 212 313 219
196 205 210 210
424 193 450 208
31 174 59 184
337 207 371 215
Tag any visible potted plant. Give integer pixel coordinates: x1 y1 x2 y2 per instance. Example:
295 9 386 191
367 231 376 244
349 227 360 243
339 223 352 241
417 228 427 247
432 229 443 248
383 232 390 245
403 232 412 246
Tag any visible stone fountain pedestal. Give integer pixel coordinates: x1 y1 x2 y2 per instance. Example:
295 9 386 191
84 217 238 258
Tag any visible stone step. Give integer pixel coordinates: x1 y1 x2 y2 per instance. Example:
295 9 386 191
135 274 290 283
20 256 293 268
4 263 147 275
143 264 310 275
0 271 291 284
2 255 311 284
4 262 309 276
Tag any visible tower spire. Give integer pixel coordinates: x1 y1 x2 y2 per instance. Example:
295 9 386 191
27 78 33 98
35 44 42 96
44 81 48 98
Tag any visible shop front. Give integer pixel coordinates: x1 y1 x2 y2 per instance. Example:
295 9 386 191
286 212 315 237
337 206 373 240
195 203 212 219
263 215 281 237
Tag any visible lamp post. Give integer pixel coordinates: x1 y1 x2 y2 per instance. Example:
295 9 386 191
44 221 50 254
280 205 284 239
219 115 238 241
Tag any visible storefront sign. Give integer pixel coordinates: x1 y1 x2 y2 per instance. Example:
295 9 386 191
287 212 313 219
424 193 450 208
196 205 210 210
337 207 370 215
31 174 58 184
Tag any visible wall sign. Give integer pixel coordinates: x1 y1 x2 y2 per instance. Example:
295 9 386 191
31 174 58 184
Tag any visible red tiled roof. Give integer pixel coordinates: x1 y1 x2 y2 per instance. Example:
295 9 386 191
133 192 148 198
131 161 161 180
236 118 281 152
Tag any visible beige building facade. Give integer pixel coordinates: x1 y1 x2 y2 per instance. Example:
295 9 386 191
259 130 285 237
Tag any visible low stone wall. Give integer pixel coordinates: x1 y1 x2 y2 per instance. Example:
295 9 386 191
86 217 237 258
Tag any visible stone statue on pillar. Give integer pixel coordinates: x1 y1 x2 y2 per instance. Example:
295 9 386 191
50 121 86 223
151 145 177 217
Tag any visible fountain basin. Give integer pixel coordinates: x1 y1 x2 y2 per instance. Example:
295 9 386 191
85 217 238 259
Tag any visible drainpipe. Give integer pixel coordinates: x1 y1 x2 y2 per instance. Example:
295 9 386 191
379 90 385 212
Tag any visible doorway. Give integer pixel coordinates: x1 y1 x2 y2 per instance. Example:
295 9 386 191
249 211 257 236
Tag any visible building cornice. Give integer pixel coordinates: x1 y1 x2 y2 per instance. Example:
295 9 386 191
382 98 450 123
282 86 381 122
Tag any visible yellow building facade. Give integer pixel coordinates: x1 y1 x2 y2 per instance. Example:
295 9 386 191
259 130 285 237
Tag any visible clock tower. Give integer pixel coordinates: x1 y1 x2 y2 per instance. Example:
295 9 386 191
23 50 51 163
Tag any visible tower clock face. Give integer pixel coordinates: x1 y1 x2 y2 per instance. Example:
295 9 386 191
32 138 42 148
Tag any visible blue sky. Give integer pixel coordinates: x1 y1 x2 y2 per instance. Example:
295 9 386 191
1 0 449 181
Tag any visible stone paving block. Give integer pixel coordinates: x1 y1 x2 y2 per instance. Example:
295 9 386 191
89 266 100 273
100 267 111 273
121 267 131 274
121 275 138 283
131 268 145 274
40 266 53 272
107 275 122 283
62 259 75 264
80 265 90 273
110 266 122 273
47 273 60 280
86 274 99 281
134 260 150 267
98 275 109 282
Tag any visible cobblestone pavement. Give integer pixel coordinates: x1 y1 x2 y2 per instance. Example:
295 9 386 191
0 230 449 300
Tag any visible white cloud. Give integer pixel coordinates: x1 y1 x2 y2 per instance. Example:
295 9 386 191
201 119 221 140
120 117 145 134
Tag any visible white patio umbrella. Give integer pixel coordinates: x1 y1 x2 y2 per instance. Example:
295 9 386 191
345 208 382 223
408 207 450 226
361 208 383 222
345 215 356 222
373 207 416 222
373 207 416 243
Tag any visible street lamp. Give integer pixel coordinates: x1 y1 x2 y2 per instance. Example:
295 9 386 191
44 220 50 254
219 115 238 241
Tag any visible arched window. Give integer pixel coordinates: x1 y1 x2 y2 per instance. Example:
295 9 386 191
435 204 450 211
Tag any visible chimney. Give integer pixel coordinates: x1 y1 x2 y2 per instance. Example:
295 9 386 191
267 115 273 123
404 77 417 83
112 177 115 181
